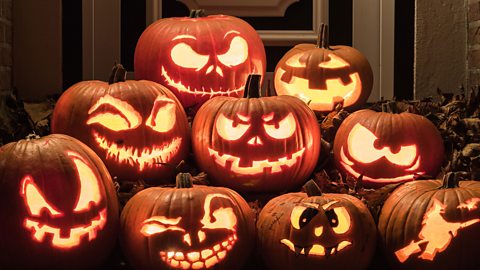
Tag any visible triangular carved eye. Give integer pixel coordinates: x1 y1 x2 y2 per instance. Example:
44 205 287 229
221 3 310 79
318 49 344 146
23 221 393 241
20 175 63 217
217 36 249 67
145 96 177 133
69 151 102 213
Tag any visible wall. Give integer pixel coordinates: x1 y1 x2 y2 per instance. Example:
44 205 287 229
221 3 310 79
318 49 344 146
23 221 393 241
0 0 11 93
415 0 467 99
468 0 480 87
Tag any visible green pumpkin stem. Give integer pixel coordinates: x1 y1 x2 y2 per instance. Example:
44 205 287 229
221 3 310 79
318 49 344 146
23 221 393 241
243 74 262 98
381 101 399 114
189 9 206 18
108 63 127 84
317 23 330 49
303 180 323 197
175 173 194 188
441 172 460 189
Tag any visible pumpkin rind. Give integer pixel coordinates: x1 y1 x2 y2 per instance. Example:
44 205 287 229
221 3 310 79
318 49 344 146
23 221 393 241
0 134 119 270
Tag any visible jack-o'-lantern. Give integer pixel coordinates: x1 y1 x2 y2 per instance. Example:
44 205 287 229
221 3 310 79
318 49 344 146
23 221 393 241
134 9 266 112
120 173 255 270
257 180 376 270
333 105 444 188
274 24 373 112
51 64 190 185
378 173 480 270
0 134 119 270
192 74 320 193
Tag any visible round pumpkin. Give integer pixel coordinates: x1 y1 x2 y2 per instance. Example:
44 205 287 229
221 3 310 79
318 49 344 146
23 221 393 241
378 173 480 270
0 134 119 270
134 9 266 112
192 74 321 193
257 180 377 270
274 24 373 112
120 173 255 270
51 64 190 185
333 104 444 188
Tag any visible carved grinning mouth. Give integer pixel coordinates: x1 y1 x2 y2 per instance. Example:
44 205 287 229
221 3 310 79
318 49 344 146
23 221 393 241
281 239 352 257
159 234 237 269
162 66 244 97
208 147 305 175
24 209 107 249
93 132 182 171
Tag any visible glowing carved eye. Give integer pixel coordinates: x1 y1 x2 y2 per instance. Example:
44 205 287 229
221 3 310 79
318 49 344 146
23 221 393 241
285 53 306 68
20 176 63 217
319 54 349 69
347 123 417 166
217 36 249 67
290 205 319 230
201 194 237 231
140 216 185 236
145 96 177 133
87 94 142 131
216 113 250 141
263 113 296 139
69 152 102 213
325 207 351 234
171 43 209 70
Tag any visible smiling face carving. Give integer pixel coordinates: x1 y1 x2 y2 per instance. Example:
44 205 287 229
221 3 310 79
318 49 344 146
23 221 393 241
87 94 182 172
139 194 238 269
19 151 107 249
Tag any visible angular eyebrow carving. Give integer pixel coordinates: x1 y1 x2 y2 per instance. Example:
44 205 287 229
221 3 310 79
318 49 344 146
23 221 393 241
87 94 142 128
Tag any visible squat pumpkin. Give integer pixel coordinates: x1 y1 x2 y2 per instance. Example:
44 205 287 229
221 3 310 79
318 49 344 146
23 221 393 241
192 74 320 193
257 180 377 270
0 134 119 270
120 173 255 270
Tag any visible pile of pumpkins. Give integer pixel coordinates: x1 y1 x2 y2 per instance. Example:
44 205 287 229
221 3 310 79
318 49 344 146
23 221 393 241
0 11 479 270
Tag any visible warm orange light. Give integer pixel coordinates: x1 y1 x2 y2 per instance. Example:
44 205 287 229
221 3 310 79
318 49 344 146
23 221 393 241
284 53 305 68
331 207 351 234
395 199 480 262
217 36 248 67
145 96 177 133
457 198 480 210
318 54 349 69
140 216 185 236
280 239 351 256
215 113 250 141
200 194 237 231
263 113 296 139
68 151 102 212
87 94 142 131
20 176 63 217
171 42 209 70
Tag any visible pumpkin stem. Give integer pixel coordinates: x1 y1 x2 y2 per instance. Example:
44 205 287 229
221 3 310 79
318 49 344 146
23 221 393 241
25 133 40 141
303 180 323 197
175 173 194 188
317 23 330 49
381 101 399 113
189 9 206 18
243 74 262 98
441 172 460 189
108 63 127 84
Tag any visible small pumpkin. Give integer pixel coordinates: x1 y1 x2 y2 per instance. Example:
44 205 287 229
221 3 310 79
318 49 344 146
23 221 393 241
51 64 190 185
378 173 480 270
0 134 119 270
257 180 377 270
274 24 373 112
120 173 255 270
192 74 321 193
134 9 266 112
333 102 444 188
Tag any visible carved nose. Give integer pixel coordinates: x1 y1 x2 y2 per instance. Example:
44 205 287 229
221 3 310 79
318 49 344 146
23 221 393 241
248 136 263 145
205 65 224 77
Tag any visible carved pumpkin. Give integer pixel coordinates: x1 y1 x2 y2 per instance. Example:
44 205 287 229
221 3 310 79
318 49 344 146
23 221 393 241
192 74 320 193
257 180 376 270
0 134 119 270
120 173 255 270
274 24 373 112
134 9 266 112
333 104 444 188
378 173 480 270
51 64 190 185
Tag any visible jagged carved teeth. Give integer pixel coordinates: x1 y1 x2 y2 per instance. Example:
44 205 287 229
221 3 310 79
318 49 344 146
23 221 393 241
159 235 237 269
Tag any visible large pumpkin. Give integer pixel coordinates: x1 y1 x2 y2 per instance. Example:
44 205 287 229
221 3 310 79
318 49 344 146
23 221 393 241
378 173 480 270
333 104 444 188
274 24 373 112
0 134 119 270
120 173 255 270
192 74 320 193
257 180 377 270
51 64 190 185
134 9 266 112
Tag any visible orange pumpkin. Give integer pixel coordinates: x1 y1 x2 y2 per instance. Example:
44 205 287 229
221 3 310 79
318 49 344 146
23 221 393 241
51 64 190 185
274 24 373 112
0 134 119 270
192 74 320 193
